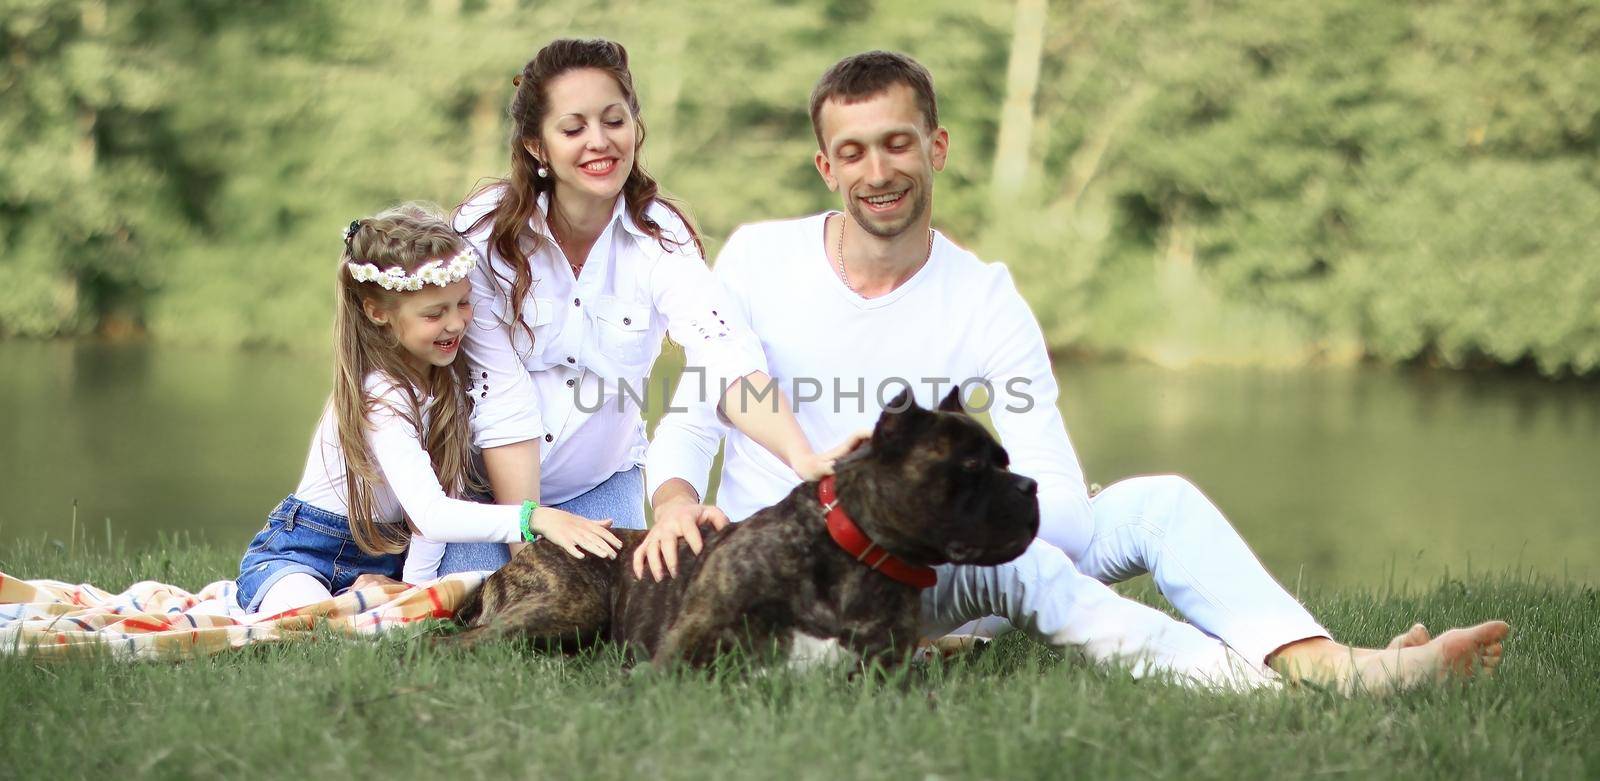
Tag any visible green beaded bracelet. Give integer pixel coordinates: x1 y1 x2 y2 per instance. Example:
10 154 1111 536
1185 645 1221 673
519 499 540 543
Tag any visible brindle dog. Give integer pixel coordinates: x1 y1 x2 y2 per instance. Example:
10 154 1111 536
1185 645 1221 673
444 389 1039 668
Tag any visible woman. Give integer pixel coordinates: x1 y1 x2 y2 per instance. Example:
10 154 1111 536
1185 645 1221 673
412 39 839 579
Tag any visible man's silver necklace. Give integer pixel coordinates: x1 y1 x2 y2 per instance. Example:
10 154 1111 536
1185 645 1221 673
835 216 933 294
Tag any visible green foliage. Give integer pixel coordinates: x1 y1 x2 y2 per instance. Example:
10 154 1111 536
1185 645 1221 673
994 0 1600 374
2 0 1596 374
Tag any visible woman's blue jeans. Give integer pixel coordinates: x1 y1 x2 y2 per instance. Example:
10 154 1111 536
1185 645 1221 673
435 465 646 575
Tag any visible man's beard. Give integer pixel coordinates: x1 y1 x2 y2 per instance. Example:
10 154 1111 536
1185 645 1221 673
845 183 930 239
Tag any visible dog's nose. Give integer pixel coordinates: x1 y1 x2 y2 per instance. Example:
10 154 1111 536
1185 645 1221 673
1014 476 1038 496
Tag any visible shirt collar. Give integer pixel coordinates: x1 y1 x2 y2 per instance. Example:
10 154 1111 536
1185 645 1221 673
530 191 650 241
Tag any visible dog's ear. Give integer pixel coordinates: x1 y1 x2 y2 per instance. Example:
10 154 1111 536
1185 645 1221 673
884 388 917 414
936 386 964 414
871 389 931 458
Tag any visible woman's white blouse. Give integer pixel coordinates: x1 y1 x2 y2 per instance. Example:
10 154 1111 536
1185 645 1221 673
456 189 766 504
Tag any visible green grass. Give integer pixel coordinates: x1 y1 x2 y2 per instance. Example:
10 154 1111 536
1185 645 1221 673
2 538 1596 780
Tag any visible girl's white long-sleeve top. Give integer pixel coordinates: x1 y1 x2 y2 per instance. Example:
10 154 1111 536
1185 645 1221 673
292 373 524 549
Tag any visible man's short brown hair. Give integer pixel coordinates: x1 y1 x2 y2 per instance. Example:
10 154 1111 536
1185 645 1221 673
808 51 939 150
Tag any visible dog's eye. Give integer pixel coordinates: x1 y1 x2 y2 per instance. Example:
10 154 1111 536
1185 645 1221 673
961 458 982 472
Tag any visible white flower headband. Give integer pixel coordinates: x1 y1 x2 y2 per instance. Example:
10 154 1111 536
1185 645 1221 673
343 221 476 292
345 249 476 292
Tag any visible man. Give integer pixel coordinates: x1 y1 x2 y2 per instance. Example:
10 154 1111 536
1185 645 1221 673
637 51 1507 691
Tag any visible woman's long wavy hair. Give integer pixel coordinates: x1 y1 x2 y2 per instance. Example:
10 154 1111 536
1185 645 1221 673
334 203 478 555
461 38 704 337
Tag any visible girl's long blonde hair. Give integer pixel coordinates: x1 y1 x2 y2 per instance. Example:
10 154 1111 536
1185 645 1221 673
334 203 478 555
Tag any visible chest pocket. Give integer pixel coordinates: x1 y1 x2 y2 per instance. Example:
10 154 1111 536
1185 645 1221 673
592 296 653 368
483 295 557 369
523 297 559 367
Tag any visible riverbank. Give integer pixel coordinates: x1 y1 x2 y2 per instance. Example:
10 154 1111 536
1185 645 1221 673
5 341 1598 588
2 538 1594 779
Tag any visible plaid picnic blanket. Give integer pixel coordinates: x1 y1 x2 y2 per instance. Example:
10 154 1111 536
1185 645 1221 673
0 570 485 661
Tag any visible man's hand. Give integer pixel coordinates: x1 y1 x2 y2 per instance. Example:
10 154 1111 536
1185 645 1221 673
788 429 872 482
633 497 730 582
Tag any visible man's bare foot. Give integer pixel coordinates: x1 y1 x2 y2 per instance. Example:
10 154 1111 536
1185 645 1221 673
1269 620 1509 695
1384 623 1431 650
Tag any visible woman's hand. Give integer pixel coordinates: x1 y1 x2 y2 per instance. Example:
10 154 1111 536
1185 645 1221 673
531 506 624 560
632 497 730 582
788 429 872 482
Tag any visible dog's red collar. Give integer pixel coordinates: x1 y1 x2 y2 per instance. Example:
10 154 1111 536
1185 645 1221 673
817 475 938 590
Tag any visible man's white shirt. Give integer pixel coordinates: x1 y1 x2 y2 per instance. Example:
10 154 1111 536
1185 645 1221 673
645 212 1097 560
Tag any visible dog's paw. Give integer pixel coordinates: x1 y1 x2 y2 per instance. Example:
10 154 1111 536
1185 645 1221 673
912 634 993 665
628 660 666 683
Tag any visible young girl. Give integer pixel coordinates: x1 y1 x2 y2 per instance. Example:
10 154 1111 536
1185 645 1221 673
235 204 616 615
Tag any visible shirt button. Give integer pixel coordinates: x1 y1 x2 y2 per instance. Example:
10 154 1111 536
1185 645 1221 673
622 317 631 325
565 378 575 387
544 434 554 443
573 298 581 307
566 356 576 364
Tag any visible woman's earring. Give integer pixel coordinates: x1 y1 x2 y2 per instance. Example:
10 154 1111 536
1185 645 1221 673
536 161 549 178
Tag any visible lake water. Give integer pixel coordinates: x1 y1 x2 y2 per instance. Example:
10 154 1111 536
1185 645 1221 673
2 341 1595 588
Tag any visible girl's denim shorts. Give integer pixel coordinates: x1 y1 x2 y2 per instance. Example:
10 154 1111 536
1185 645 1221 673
236 495 404 613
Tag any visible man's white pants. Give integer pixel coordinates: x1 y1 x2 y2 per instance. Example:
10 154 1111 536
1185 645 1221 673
920 474 1329 689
